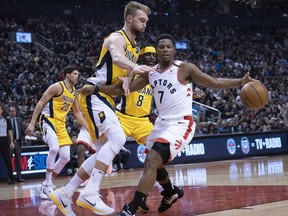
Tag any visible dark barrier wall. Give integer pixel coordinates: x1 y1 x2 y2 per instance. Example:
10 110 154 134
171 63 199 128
127 130 288 169
0 130 287 178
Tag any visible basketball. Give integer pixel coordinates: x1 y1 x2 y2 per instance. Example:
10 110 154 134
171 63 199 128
240 81 269 110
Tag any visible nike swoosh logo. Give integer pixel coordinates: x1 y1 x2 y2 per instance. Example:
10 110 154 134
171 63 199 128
43 189 51 196
60 197 68 208
178 122 185 124
83 197 96 207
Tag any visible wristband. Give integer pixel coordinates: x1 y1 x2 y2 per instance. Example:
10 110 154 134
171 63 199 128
94 85 99 93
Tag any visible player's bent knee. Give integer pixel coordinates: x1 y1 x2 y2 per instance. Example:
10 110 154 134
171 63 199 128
49 146 59 157
78 143 88 152
143 159 159 173
82 153 97 175
143 150 164 171
110 133 126 154
61 155 70 164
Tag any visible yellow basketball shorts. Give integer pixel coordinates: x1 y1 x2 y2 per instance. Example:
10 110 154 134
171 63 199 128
116 111 153 144
41 116 72 146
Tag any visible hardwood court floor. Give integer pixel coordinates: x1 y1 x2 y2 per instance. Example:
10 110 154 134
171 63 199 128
1 155 288 216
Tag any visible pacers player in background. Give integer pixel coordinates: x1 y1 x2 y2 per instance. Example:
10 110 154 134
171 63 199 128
115 45 156 212
26 65 88 199
116 45 156 152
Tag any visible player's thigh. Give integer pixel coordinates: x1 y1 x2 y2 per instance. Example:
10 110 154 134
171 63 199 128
77 127 92 149
166 121 196 160
41 120 58 146
116 112 134 137
92 136 108 152
132 118 153 144
90 95 124 137
57 122 72 146
147 119 196 161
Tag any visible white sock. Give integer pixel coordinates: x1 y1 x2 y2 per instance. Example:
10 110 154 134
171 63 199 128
44 171 53 184
62 174 84 198
83 168 105 194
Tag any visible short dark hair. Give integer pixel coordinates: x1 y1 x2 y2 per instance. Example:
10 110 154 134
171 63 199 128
64 65 78 76
156 34 176 47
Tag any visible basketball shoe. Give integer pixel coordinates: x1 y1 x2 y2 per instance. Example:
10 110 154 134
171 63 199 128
49 188 75 216
118 203 136 216
38 183 54 199
158 185 184 212
76 191 115 215
138 196 149 213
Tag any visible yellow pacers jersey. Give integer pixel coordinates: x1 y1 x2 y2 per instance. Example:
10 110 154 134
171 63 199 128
117 75 153 117
41 81 76 122
87 29 140 106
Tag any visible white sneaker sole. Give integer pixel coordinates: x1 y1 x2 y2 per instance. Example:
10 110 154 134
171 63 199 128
49 193 73 216
76 199 115 215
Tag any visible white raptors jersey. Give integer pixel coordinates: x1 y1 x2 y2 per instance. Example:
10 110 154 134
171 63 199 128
149 60 193 119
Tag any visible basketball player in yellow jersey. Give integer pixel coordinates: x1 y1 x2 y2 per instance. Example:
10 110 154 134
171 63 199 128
26 65 88 200
116 45 156 146
49 2 153 215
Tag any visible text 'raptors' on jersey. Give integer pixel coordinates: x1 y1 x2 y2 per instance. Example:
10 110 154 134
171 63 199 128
149 60 193 119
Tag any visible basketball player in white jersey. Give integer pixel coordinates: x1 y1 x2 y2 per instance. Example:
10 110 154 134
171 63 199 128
97 33 255 215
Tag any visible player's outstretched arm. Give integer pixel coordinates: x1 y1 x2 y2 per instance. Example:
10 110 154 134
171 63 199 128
25 83 61 136
184 63 254 89
78 81 130 96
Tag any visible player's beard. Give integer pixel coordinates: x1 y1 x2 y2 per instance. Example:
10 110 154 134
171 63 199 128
132 28 142 37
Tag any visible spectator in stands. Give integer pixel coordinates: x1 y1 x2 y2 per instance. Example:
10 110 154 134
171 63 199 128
219 119 230 134
205 122 219 135
228 118 238 134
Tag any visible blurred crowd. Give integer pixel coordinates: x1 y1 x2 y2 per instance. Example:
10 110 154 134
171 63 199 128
1 0 287 17
0 12 287 145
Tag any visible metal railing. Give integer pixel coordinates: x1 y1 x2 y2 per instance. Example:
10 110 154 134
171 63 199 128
192 101 221 123
34 33 54 54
